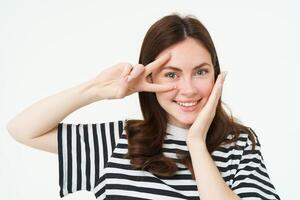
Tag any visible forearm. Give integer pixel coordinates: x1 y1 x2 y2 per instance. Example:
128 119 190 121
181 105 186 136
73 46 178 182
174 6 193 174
7 79 101 141
187 140 241 200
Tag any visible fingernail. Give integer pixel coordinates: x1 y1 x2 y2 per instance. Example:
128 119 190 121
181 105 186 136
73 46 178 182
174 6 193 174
127 75 132 82
223 71 228 78
222 71 228 83
168 85 177 90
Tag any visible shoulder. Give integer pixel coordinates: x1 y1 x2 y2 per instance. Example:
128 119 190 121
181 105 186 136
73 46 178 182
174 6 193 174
236 128 259 148
239 127 261 151
217 127 260 153
212 127 263 166
59 119 127 127
58 119 127 137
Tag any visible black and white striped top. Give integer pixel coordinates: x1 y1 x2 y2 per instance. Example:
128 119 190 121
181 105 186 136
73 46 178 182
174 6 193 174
57 119 280 199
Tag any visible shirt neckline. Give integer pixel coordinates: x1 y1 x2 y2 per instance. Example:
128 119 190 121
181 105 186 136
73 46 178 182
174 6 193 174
166 123 189 141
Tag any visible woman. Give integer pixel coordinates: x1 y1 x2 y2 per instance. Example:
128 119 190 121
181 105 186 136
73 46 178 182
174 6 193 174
7 14 280 199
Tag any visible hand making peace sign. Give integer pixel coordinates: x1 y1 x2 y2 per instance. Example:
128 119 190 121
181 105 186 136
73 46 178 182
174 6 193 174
92 53 176 100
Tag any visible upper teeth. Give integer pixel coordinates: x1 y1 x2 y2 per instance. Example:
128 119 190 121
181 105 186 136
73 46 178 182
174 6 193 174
176 101 197 107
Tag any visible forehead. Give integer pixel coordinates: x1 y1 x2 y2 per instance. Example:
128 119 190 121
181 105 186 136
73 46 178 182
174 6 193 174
155 37 212 71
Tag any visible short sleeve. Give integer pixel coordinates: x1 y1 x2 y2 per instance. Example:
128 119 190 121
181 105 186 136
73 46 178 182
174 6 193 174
57 120 125 198
231 131 280 200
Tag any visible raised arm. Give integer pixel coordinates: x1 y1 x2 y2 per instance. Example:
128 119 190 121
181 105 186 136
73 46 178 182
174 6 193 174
6 79 101 153
6 52 175 154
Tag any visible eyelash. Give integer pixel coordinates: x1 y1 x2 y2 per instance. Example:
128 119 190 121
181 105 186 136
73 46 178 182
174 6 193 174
164 69 209 79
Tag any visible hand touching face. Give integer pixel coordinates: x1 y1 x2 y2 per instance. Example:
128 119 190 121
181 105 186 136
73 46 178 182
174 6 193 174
151 37 215 128
93 53 177 100
187 71 227 143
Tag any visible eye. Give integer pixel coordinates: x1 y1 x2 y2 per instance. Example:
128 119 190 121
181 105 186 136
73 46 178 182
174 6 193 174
196 69 208 76
164 72 177 79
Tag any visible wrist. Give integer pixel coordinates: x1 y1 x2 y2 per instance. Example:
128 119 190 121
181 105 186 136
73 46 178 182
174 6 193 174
186 133 206 145
74 79 104 106
186 136 207 150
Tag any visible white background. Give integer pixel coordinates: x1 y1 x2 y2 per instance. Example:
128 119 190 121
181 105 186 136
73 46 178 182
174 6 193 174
1 0 299 199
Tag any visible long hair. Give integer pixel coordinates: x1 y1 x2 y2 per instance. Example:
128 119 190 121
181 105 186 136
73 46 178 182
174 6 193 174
124 13 255 179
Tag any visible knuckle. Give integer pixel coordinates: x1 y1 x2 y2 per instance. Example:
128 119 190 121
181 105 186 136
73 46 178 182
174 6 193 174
136 64 145 68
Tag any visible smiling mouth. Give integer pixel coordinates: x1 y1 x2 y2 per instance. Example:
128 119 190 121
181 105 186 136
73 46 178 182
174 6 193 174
173 100 200 107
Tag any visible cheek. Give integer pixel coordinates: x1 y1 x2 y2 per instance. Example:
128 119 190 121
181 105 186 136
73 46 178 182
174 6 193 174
151 73 164 84
204 84 214 96
152 74 176 101
196 79 215 97
155 90 176 103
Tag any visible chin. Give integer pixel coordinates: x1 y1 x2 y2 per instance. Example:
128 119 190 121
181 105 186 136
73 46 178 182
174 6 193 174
172 115 196 127
180 118 195 126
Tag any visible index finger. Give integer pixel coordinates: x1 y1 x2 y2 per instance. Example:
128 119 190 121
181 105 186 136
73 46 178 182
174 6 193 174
202 72 226 113
144 52 171 75
191 73 225 132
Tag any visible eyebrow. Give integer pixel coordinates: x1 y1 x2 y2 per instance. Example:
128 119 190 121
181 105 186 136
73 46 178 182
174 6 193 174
161 63 212 72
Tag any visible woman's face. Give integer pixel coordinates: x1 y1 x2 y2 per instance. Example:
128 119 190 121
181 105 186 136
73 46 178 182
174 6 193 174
151 37 215 129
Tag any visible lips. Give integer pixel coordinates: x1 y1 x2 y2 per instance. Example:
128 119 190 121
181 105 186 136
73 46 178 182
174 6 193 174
176 101 198 107
173 100 200 112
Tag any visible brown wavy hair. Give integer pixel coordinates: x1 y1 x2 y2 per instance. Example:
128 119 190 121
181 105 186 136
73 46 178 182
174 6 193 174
124 13 256 179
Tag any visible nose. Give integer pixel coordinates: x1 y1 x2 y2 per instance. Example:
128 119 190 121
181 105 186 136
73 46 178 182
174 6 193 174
177 78 198 97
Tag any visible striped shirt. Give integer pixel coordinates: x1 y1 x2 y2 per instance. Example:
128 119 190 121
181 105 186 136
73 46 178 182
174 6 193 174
57 119 280 199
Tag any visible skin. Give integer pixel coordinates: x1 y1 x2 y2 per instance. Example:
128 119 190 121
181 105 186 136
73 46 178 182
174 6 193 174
114 40 238 198
148 37 240 199
151 37 215 129
8 35 238 199
6 50 178 154
93 53 177 100
186 71 242 200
